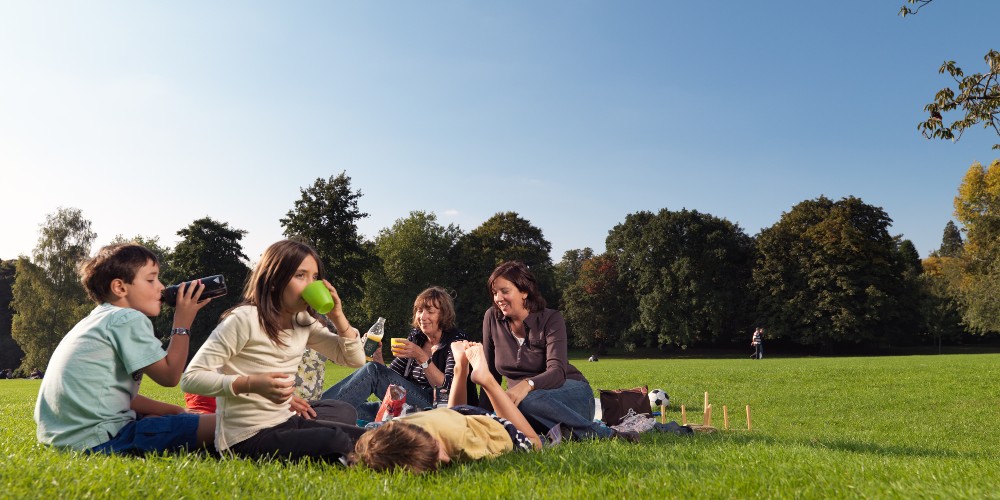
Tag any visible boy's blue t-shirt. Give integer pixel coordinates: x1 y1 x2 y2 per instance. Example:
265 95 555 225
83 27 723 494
34 303 167 450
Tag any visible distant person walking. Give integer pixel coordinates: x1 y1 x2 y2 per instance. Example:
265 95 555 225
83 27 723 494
751 328 763 360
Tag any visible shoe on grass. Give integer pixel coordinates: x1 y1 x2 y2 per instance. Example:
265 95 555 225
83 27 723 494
610 429 640 443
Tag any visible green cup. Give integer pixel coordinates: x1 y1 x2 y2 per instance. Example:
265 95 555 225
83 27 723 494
302 281 335 314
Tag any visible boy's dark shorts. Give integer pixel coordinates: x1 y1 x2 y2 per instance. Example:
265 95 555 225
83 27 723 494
89 414 201 455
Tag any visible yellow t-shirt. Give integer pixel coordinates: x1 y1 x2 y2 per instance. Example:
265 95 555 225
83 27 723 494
399 408 512 461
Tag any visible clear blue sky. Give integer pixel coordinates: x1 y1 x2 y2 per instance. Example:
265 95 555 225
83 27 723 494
2 1 998 264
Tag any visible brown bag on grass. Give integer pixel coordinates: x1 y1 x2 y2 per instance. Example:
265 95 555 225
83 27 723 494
599 386 649 425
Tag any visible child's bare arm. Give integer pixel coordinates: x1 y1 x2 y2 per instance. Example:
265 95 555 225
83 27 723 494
447 341 470 407
145 281 211 386
466 344 542 450
323 281 356 339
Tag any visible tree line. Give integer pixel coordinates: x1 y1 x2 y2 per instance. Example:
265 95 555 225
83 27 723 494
2 164 999 374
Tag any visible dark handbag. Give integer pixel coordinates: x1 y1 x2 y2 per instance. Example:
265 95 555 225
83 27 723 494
599 386 649 425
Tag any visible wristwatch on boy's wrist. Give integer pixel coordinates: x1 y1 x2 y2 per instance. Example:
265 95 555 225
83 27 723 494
170 328 191 336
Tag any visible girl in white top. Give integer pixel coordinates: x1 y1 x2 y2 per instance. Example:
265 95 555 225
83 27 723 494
182 239 365 461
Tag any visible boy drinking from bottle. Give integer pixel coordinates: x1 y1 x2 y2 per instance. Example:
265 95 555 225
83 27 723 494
34 243 215 454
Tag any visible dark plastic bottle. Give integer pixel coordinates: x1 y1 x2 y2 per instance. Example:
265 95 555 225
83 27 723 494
162 274 227 306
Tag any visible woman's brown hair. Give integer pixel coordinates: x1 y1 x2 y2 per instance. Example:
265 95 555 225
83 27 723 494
488 261 547 313
411 287 457 331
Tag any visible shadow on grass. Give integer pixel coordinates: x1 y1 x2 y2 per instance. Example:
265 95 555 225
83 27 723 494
716 431 987 460
426 422 989 478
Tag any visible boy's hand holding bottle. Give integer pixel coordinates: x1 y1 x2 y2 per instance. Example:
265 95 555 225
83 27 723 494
170 280 212 330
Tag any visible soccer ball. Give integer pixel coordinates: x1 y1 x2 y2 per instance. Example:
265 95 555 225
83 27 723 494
649 389 669 409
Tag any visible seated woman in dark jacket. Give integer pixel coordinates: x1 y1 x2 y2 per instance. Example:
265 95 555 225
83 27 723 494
322 287 476 421
482 261 631 441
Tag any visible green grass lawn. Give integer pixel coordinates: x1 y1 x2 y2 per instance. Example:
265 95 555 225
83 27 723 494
2 354 998 498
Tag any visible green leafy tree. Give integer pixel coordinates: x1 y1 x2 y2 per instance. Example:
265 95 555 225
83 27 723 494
361 211 462 338
938 220 964 257
0 260 24 372
607 208 753 348
752 196 910 348
451 212 554 338
900 1 1000 149
562 253 631 354
952 159 1000 332
167 218 250 358
920 254 966 352
897 239 923 278
11 208 96 372
553 248 595 309
891 238 925 346
32 207 95 300
280 172 373 320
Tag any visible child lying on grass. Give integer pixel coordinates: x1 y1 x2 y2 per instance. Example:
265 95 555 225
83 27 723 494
351 341 541 472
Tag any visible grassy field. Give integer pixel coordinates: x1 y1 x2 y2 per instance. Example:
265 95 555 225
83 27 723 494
1 354 998 499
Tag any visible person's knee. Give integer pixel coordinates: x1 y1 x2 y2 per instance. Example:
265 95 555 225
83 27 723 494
312 400 358 424
197 414 216 446
518 391 548 414
347 361 382 383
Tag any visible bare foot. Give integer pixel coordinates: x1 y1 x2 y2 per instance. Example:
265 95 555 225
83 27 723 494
450 340 469 364
466 344 491 386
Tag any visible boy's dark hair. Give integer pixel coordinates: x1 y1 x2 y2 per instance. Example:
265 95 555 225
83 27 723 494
351 421 439 473
79 243 159 304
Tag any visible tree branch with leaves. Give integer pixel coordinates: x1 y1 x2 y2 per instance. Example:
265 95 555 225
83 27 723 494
900 0 1000 149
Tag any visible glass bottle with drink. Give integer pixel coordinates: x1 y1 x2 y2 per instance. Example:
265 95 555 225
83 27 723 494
363 317 386 362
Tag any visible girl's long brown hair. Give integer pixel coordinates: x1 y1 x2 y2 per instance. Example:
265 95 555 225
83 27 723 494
223 239 324 346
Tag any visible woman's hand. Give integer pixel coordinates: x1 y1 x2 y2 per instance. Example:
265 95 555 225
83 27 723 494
390 339 427 364
288 395 317 419
506 380 532 406
248 373 296 404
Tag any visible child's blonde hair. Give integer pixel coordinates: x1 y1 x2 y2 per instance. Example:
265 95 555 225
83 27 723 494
351 420 440 473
